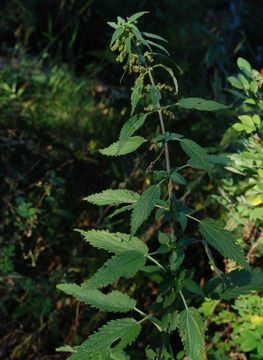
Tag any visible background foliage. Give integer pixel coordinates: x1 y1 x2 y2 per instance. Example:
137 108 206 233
0 1 262 359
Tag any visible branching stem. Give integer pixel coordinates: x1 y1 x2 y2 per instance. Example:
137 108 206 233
147 255 165 271
179 290 189 310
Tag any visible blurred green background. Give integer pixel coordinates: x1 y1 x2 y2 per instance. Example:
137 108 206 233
0 1 262 359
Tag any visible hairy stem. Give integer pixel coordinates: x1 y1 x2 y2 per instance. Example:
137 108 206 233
147 68 175 242
179 290 189 310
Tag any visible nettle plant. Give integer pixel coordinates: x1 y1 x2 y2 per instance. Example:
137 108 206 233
57 13 263 360
216 58 263 260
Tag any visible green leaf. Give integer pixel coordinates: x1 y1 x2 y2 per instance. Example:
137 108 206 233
128 11 149 22
146 40 170 56
142 32 167 42
86 251 147 288
183 279 204 297
170 170 187 185
161 311 179 332
233 123 254 134
250 207 263 220
150 85 161 108
204 268 263 300
85 189 140 206
57 284 136 312
252 114 261 126
240 333 257 352
238 74 249 90
131 185 161 234
100 136 146 156
199 219 248 268
78 230 148 255
68 318 141 360
107 22 118 29
154 64 178 93
250 80 258 93
108 204 134 219
180 139 214 171
178 307 206 360
238 115 255 127
119 113 147 151
177 97 229 111
227 76 243 89
257 342 263 357
237 57 252 77
110 27 125 47
131 75 144 114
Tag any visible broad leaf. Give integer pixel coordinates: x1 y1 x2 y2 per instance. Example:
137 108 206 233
178 307 206 360
170 170 186 185
237 57 252 77
57 284 136 312
69 318 141 360
199 219 248 268
180 139 214 171
119 113 147 151
131 185 161 234
177 97 229 111
227 76 243 89
204 268 263 300
78 230 148 255
250 207 263 220
85 189 139 206
86 251 147 288
100 136 146 156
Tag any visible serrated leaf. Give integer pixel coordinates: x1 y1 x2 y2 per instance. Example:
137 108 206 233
180 139 214 171
57 284 136 312
78 230 148 255
131 76 144 114
178 307 206 360
68 318 141 360
170 170 186 185
118 113 147 152
177 97 229 111
150 85 161 108
204 268 263 300
86 251 147 288
199 219 248 268
100 136 146 156
131 185 161 234
85 189 140 206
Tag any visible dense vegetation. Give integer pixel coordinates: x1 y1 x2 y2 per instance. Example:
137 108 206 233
0 1 262 359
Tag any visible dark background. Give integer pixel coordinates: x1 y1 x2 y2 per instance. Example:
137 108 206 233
0 1 262 359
